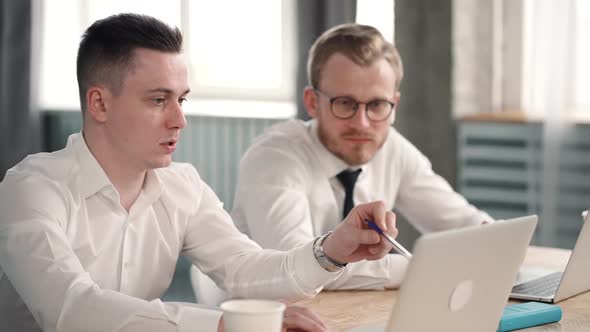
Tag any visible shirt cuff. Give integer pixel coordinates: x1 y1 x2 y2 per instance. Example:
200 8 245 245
178 305 223 332
291 241 343 295
385 254 410 289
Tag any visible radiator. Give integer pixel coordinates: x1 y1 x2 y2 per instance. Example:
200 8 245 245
458 121 590 249
174 116 280 210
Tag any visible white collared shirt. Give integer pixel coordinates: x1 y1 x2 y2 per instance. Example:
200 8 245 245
231 119 492 290
0 133 340 332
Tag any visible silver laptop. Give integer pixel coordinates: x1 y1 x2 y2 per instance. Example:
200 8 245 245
511 211 590 303
350 215 537 332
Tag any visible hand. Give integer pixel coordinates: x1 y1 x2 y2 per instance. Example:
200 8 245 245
282 305 328 332
217 305 327 332
322 201 397 264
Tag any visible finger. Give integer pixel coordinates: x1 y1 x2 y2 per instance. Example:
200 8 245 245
387 211 397 228
346 201 386 229
370 201 387 230
218 315 224 332
367 242 394 258
345 202 376 226
356 228 381 244
363 238 396 259
384 211 398 238
283 307 327 332
285 306 326 329
368 231 394 252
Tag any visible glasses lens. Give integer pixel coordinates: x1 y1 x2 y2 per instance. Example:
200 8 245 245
367 101 393 121
331 97 357 119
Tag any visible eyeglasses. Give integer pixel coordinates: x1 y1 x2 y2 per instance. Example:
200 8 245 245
314 89 395 121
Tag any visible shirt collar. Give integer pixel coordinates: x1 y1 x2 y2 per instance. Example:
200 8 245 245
70 132 113 199
128 169 163 217
308 120 367 179
72 132 163 206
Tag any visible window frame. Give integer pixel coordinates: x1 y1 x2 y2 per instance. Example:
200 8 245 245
37 0 298 118
180 0 297 102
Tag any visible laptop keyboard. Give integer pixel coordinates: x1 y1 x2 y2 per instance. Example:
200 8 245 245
512 271 563 297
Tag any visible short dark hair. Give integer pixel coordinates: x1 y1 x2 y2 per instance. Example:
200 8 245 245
76 13 183 113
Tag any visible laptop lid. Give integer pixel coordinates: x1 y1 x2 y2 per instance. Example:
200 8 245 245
382 215 537 332
510 211 590 303
554 211 590 302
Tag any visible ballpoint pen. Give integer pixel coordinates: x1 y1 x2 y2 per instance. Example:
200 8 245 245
365 220 412 259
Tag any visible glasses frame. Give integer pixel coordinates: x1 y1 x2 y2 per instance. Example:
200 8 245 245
313 89 395 122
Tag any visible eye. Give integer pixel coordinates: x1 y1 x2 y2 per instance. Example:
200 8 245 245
368 100 390 112
333 97 354 107
153 98 166 106
178 97 187 105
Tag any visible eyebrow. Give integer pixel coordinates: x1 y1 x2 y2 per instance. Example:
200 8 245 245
146 88 191 95
338 95 393 102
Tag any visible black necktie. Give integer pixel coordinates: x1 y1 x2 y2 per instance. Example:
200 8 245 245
336 169 362 220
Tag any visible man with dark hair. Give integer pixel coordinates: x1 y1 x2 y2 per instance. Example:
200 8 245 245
0 14 398 332
76 14 184 113
232 23 492 290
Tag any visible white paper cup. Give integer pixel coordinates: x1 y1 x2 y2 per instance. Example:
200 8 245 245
220 299 286 332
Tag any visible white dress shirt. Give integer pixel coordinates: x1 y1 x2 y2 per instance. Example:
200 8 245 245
232 119 492 290
0 133 341 332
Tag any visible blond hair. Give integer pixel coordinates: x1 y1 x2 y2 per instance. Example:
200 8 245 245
307 23 403 91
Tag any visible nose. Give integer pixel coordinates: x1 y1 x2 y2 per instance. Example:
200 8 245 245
168 101 187 129
349 103 371 128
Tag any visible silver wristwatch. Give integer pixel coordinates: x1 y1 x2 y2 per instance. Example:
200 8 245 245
313 232 347 272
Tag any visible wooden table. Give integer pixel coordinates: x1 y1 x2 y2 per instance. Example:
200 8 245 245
298 246 590 331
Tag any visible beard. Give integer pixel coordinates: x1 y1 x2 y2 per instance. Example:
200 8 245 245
317 125 388 166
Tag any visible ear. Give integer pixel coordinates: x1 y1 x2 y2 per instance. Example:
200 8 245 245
86 86 109 123
303 86 319 118
393 91 401 110
390 91 401 125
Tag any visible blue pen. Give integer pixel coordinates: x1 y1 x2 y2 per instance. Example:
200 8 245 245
365 220 412 259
